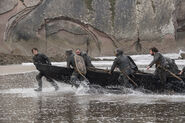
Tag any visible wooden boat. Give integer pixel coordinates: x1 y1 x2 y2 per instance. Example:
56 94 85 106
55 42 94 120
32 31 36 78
36 64 185 93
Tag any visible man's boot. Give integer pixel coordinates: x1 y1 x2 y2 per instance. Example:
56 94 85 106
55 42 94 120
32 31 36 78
47 78 59 91
51 81 59 91
55 85 59 91
35 76 42 91
34 87 42 91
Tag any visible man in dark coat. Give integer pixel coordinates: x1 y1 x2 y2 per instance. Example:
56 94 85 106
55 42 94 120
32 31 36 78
32 48 59 91
81 51 95 68
66 49 75 69
110 49 135 88
74 48 94 68
66 49 87 87
147 47 168 83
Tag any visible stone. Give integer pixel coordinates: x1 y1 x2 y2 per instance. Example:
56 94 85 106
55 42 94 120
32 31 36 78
0 0 184 57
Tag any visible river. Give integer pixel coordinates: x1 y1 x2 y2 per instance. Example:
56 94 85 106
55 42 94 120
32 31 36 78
1 54 185 123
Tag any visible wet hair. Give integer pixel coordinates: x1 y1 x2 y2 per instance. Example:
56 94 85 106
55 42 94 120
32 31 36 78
31 48 38 53
149 47 158 53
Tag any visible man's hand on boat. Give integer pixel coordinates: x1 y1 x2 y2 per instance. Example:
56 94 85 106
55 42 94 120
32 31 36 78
179 70 183 75
108 71 112 74
146 66 150 70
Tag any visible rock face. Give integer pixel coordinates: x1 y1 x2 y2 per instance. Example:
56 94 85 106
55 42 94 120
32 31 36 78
0 0 18 14
176 0 185 48
0 0 185 57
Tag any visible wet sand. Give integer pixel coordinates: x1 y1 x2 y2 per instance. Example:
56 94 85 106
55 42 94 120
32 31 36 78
0 64 36 75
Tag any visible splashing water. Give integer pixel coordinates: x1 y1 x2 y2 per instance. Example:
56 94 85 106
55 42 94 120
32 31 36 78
75 80 90 95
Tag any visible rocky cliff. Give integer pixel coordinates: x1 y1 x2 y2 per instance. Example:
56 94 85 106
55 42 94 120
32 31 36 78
0 0 185 57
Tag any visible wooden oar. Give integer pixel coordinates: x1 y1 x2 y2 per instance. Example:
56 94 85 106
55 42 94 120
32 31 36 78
121 70 138 87
159 66 183 81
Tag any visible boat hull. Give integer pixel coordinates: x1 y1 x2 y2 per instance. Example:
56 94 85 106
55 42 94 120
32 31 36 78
36 64 185 93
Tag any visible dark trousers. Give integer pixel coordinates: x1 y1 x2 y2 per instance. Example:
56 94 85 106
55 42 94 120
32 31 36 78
154 68 167 83
36 72 58 88
118 73 133 88
70 71 85 86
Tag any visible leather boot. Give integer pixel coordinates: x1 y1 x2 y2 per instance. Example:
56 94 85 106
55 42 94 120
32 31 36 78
34 87 42 91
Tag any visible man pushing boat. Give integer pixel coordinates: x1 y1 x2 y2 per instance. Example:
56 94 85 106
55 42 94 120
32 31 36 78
147 47 181 86
32 48 59 91
66 49 89 88
147 47 168 84
109 48 137 88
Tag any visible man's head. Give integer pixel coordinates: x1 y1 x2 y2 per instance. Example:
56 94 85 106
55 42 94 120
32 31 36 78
114 48 123 57
31 48 38 55
149 47 158 56
75 48 81 55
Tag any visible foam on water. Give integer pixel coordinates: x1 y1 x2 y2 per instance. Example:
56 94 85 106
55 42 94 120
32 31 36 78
0 83 76 97
125 93 185 104
0 88 40 97
1 81 185 104
93 91 185 104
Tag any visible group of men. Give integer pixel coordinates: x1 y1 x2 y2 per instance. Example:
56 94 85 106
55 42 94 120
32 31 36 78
31 47 185 92
31 48 94 91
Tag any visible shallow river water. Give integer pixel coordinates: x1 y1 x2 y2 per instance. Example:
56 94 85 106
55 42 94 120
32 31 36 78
1 71 185 123
1 53 185 123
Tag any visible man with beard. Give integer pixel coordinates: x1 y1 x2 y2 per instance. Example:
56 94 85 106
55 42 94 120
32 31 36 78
147 47 168 83
109 49 136 88
32 48 59 91
66 49 87 87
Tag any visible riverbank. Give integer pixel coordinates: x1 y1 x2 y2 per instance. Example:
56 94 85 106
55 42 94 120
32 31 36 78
0 65 36 75
0 53 66 65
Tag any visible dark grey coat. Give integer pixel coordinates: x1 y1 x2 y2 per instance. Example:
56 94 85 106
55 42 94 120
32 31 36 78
33 53 51 65
110 54 134 75
148 52 167 68
67 54 76 68
81 52 94 68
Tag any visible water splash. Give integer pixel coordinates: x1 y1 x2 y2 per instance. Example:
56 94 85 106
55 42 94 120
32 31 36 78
0 83 76 97
75 81 90 95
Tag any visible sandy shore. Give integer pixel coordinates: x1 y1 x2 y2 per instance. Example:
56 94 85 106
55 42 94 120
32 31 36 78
0 65 36 75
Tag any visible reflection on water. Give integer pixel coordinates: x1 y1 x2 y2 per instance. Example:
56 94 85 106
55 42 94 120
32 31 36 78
1 72 185 122
1 88 185 123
